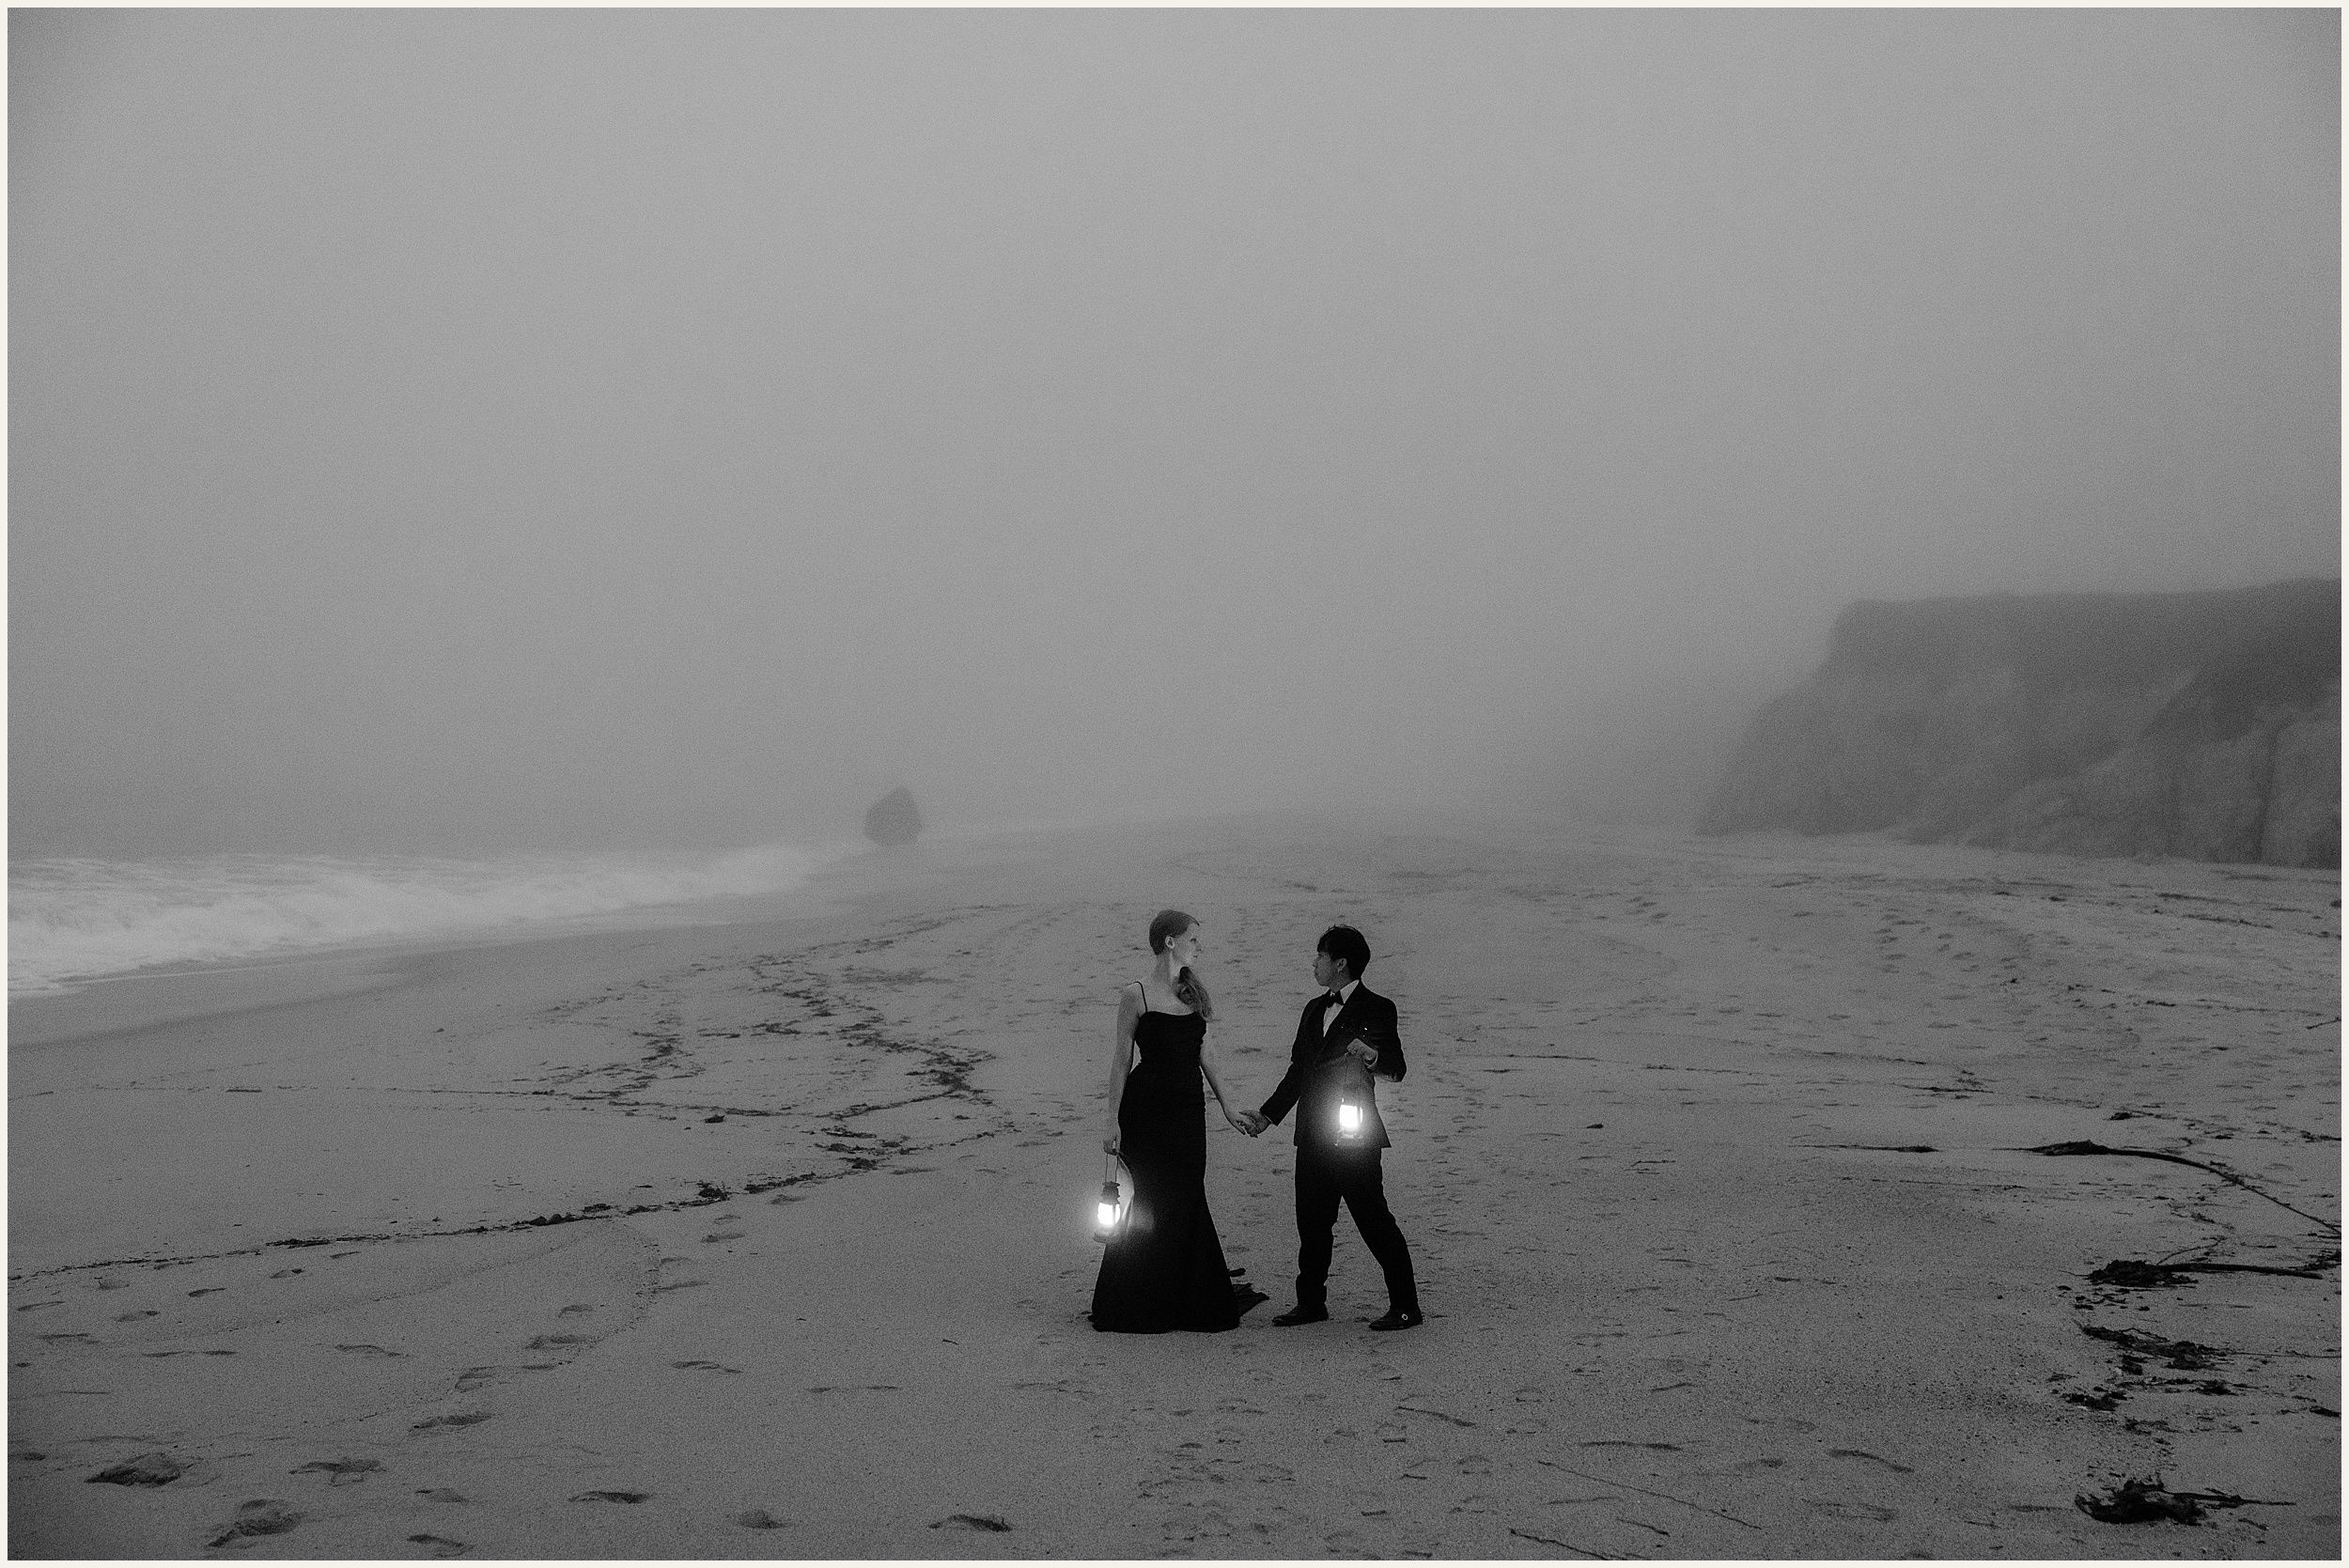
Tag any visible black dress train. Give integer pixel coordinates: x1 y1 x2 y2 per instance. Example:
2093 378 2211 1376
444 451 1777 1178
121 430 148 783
1090 1003 1259 1333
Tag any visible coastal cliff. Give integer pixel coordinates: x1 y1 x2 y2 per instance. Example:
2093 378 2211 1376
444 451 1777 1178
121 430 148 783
1699 580 2340 867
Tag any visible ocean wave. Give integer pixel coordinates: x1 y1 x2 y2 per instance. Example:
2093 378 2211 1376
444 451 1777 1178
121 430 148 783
8 843 844 996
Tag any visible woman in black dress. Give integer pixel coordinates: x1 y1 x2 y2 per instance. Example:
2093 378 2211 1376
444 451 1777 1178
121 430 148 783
1090 909 1266 1333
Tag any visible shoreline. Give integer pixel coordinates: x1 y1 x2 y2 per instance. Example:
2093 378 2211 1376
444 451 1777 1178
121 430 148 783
9 813 2338 1558
3 808 1361 1048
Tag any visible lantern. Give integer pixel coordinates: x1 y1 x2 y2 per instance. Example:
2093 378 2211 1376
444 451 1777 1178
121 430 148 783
1336 1081 1366 1147
1093 1157 1126 1241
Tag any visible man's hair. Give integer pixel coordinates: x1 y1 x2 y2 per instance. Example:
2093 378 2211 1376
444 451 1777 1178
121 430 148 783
1317 924 1371 980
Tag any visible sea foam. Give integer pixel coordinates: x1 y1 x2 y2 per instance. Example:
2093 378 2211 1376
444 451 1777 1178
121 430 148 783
8 843 845 996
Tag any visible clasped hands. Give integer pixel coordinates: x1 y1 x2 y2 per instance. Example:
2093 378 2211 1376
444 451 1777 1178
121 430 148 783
1222 1039 1377 1139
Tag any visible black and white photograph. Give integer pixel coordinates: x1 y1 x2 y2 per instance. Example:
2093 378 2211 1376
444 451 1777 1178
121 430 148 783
8 6 2339 1560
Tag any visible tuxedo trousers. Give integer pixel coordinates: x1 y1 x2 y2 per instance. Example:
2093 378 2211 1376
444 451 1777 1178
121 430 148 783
1293 1145 1418 1314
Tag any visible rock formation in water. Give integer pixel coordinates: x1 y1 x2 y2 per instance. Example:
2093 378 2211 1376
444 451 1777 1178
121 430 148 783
1699 579 2339 867
863 785 923 846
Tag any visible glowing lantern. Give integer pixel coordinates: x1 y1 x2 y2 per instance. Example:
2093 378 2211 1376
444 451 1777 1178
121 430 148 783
1093 1157 1125 1241
1336 1081 1367 1147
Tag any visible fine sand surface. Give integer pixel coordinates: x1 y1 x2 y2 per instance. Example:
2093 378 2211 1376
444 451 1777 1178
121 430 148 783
9 812 2340 1560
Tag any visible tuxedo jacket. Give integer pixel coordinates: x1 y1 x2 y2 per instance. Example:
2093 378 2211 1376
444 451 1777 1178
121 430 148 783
1259 983 1408 1152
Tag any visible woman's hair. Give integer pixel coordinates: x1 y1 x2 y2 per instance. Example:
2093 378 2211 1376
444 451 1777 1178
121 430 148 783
1147 908 1213 1021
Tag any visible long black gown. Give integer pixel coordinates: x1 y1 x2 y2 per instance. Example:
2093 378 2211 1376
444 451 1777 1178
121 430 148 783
1089 1006 1256 1333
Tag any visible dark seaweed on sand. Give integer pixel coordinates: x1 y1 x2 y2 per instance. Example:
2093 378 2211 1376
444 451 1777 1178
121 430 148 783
2079 1323 2221 1371
2075 1477 2289 1526
2077 1478 2207 1524
2090 1255 2334 1286
2027 1142 2341 1237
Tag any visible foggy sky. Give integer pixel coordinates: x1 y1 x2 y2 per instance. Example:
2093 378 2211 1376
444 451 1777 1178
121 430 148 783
10 9 2339 855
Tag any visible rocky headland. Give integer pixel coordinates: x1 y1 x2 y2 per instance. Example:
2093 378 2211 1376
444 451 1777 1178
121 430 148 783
1701 579 2340 867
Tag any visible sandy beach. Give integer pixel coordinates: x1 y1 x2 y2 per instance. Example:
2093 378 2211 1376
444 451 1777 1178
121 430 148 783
8 812 2339 1560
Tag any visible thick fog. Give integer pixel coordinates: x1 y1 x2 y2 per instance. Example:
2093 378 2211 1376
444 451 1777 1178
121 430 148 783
11 9 2338 856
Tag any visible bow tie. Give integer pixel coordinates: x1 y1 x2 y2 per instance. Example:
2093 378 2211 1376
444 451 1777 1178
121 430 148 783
1323 991 1345 1006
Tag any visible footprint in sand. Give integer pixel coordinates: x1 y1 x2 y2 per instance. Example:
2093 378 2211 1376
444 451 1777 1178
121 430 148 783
414 1488 470 1504
733 1509 795 1529
1804 1497 1898 1521
208 1498 303 1546
557 1304 598 1317
412 1412 492 1432
406 1532 469 1557
1828 1448 1913 1474
87 1452 210 1487
334 1343 408 1358
570 1489 650 1504
524 1334 587 1351
931 1513 1012 1532
292 1458 382 1485
670 1360 741 1374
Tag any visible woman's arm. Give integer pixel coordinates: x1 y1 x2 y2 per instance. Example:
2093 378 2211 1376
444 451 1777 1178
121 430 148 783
1102 983 1141 1154
1197 1025 1253 1133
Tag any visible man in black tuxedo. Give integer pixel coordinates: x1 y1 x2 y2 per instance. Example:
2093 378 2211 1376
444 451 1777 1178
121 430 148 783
1242 924 1422 1331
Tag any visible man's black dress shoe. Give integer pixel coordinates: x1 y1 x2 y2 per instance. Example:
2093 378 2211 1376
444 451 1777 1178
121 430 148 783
1366 1309 1423 1331
1271 1306 1330 1327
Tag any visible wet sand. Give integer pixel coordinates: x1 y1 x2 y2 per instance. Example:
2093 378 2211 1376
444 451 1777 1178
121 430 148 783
8 812 2340 1558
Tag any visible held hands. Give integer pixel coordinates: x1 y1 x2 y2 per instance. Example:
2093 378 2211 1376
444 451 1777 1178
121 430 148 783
1346 1038 1380 1068
1226 1109 1268 1138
